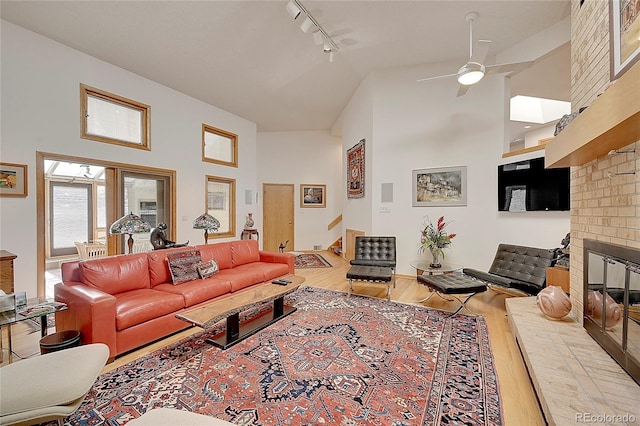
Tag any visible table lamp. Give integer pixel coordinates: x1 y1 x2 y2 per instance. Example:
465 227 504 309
193 213 220 244
109 212 151 254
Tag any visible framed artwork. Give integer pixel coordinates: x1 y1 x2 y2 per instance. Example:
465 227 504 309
412 166 467 207
0 162 28 197
610 0 640 80
347 139 365 199
206 175 236 238
300 184 326 208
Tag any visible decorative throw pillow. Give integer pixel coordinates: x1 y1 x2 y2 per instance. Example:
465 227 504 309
166 249 201 284
196 259 219 279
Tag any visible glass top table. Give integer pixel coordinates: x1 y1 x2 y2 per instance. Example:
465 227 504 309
0 297 67 364
409 261 463 276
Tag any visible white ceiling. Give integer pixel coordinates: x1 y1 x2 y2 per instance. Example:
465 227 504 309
0 0 571 133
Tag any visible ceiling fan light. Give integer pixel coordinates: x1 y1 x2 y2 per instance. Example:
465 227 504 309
457 62 485 85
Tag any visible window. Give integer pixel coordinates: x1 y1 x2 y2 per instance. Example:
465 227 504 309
81 84 150 150
202 124 238 167
206 175 236 238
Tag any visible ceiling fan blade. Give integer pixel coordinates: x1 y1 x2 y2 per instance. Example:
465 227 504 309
417 72 458 82
485 60 534 75
456 84 471 97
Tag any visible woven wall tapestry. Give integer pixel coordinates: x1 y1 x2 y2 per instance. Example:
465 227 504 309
347 138 365 199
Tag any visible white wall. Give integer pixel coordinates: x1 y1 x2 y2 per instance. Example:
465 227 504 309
0 21 258 296
256 131 342 251
339 60 570 276
338 75 375 237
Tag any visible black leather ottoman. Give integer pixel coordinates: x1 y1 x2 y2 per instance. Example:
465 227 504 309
346 265 393 301
417 273 487 316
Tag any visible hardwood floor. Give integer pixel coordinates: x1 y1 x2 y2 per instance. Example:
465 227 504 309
3 251 544 425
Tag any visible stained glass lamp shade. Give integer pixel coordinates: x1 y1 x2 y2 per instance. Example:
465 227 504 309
109 212 151 254
193 213 220 244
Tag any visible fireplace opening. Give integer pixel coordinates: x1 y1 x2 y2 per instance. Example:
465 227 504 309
584 239 640 385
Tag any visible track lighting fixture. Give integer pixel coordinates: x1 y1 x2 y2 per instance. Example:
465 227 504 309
285 0 339 57
285 1 301 19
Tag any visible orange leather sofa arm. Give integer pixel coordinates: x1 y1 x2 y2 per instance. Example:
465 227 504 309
54 281 117 358
260 251 295 274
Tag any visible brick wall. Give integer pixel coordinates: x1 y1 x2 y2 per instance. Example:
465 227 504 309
569 0 640 319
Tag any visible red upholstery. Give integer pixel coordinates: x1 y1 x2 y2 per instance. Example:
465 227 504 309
80 254 150 294
54 241 295 359
114 289 185 330
231 240 260 267
199 242 233 270
154 278 232 308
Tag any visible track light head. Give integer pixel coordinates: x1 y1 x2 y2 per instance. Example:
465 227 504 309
299 15 315 33
323 39 331 52
285 1 301 19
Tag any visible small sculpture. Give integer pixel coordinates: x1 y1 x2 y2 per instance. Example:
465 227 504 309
150 223 189 250
536 286 572 320
553 232 570 269
278 240 289 253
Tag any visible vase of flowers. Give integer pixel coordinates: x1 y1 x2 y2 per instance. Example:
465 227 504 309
419 216 456 268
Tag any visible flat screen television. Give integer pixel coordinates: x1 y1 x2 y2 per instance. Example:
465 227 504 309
498 157 570 212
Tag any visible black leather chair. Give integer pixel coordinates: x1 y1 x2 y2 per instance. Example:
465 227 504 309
346 236 396 301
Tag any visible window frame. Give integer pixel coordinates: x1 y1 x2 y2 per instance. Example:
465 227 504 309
206 175 236 239
80 84 151 150
202 124 238 167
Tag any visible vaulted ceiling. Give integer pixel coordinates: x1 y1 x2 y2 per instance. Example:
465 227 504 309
1 0 571 132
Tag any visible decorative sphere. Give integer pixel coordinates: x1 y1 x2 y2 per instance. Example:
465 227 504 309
536 286 572 320
587 290 622 329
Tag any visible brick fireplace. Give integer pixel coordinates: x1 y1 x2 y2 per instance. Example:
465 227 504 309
566 0 639 324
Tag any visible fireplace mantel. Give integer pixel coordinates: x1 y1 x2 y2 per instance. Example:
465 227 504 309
545 60 640 168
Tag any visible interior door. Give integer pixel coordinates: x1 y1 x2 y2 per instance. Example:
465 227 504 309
263 183 294 252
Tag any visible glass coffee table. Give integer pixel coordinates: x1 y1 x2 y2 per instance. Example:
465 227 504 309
409 261 463 277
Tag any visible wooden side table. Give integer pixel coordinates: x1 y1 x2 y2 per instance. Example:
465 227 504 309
0 250 17 294
546 266 570 294
241 228 259 241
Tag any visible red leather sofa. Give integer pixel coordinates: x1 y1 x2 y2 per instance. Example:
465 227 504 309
54 239 294 359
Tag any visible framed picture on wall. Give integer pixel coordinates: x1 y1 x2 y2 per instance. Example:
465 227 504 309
412 166 467 207
610 0 640 80
300 184 326 208
0 162 28 197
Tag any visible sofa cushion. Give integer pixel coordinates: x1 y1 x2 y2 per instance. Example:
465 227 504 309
147 247 190 287
167 249 202 284
231 240 260 267
197 259 219 279
199 242 233 270
80 254 150 295
114 289 185 330
154 278 232 307
215 267 265 292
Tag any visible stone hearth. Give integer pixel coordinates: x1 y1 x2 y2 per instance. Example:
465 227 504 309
506 297 639 425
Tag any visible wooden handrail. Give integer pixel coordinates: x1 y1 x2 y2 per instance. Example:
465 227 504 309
328 214 342 230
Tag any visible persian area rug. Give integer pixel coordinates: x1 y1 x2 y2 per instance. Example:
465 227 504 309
68 287 502 425
294 252 332 268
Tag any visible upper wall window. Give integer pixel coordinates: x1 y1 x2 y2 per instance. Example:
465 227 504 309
81 84 150 150
202 124 238 167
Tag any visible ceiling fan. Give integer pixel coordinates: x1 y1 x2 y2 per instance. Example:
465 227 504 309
417 12 535 97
